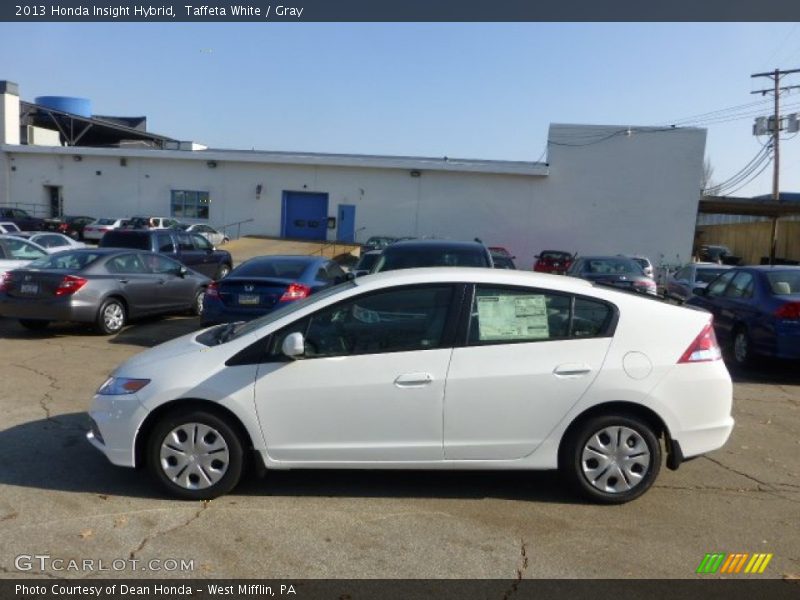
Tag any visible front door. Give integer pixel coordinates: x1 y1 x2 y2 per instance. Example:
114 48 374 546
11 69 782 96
254 284 459 462
444 285 613 460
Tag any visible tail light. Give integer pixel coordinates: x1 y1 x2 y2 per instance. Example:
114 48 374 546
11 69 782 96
774 302 800 320
58 223 68 232
280 283 311 302
0 272 11 292
54 275 88 297
634 279 657 293
678 321 721 363
205 281 220 298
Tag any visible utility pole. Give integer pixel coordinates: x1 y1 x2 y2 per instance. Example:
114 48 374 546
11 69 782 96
751 68 800 264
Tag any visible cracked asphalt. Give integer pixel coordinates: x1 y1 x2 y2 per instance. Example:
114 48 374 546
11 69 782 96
0 265 798 579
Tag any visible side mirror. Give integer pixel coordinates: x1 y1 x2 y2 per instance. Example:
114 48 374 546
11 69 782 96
281 332 305 359
178 266 188 278
692 286 706 296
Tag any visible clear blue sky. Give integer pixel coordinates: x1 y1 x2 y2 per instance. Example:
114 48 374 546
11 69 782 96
2 22 800 196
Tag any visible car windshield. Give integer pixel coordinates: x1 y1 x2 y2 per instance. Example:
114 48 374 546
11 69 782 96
540 251 571 260
766 271 800 295
27 251 104 270
355 253 380 271
217 280 357 343
586 258 643 275
632 258 650 269
374 247 489 271
696 268 729 284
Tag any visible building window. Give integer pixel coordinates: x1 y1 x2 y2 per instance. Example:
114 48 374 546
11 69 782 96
171 190 210 219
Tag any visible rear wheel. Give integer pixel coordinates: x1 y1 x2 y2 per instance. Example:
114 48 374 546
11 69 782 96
191 289 205 316
731 326 755 368
96 298 126 334
19 319 50 331
147 410 244 500
561 414 661 504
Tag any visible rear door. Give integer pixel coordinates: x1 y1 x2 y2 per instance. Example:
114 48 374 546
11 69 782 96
141 253 197 310
443 284 614 460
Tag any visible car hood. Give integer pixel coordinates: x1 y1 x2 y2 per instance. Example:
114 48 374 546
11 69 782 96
113 327 217 374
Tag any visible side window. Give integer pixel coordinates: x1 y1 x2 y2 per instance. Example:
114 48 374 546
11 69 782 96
706 271 737 297
156 233 175 253
142 254 182 274
469 286 571 344
37 235 67 248
192 234 212 250
177 233 194 251
468 286 613 344
674 267 690 281
315 268 330 283
106 254 147 274
303 285 455 358
725 272 754 299
326 263 346 282
572 297 613 338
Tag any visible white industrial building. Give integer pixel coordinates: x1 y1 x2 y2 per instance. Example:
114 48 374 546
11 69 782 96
0 80 706 266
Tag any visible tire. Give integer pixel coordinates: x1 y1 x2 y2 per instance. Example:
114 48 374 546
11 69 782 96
95 298 126 335
190 288 205 317
215 264 231 280
19 319 50 331
147 409 244 500
560 414 661 504
731 326 755 369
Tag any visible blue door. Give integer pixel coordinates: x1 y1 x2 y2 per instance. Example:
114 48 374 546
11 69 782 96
282 192 329 241
337 204 356 242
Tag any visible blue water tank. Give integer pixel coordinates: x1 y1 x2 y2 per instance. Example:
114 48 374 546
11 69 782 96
35 96 92 117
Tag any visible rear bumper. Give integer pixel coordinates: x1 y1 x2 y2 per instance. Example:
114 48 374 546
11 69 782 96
202 298 284 325
0 295 98 323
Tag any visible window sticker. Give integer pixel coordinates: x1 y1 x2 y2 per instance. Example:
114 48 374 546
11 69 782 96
477 294 549 341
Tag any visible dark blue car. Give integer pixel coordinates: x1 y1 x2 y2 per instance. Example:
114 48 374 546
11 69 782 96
686 266 800 367
202 255 347 326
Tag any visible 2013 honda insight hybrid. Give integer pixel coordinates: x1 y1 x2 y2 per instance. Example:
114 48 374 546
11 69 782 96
87 268 733 503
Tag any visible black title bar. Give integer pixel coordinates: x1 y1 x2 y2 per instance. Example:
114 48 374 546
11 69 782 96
3 0 800 22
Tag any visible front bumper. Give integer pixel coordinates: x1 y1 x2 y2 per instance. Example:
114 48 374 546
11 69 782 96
86 393 150 468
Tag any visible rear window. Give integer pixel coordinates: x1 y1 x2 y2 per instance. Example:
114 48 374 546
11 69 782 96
585 258 643 275
233 259 312 279
96 218 116 226
696 268 729 284
100 231 150 250
28 252 103 271
375 247 489 272
355 253 380 271
766 271 800 295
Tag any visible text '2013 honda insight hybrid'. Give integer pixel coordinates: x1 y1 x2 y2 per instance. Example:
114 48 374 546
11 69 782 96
86 268 733 504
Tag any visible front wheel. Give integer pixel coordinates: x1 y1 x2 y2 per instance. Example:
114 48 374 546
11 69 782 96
561 414 661 504
731 326 755 368
147 410 244 500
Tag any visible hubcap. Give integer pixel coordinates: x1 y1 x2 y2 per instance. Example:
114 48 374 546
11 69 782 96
196 292 204 315
159 423 230 490
581 426 651 494
103 303 124 331
734 332 748 363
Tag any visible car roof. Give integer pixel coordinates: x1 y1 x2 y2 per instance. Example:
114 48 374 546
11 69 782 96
384 239 487 251
241 255 329 264
735 265 800 272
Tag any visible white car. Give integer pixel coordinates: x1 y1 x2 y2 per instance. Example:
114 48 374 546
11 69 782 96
83 218 129 242
0 234 48 277
10 231 86 253
87 268 733 503
178 223 229 247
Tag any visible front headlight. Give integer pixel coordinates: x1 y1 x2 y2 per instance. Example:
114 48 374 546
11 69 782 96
97 377 151 396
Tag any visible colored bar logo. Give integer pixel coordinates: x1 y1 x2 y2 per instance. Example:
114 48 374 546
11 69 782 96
696 553 773 574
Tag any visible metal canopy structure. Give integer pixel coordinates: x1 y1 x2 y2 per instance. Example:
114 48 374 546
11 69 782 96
699 195 800 218
19 100 176 148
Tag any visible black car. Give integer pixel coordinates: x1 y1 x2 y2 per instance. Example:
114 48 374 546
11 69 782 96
0 248 210 334
99 229 233 280
0 207 45 231
566 256 657 295
372 240 494 272
43 215 95 240
352 250 382 276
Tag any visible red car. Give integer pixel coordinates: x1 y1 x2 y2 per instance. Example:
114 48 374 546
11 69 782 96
534 250 575 274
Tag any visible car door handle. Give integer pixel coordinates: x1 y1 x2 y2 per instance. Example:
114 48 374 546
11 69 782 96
117 279 129 284
394 372 434 387
553 363 593 378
